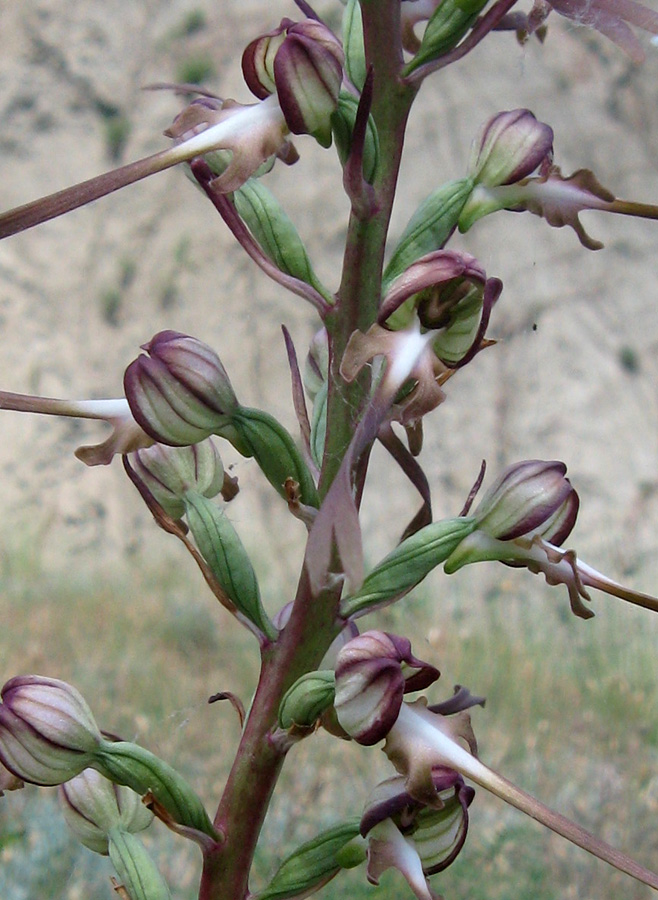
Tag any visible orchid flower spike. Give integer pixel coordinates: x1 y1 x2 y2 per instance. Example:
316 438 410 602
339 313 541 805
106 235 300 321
0 390 153 466
334 631 658 892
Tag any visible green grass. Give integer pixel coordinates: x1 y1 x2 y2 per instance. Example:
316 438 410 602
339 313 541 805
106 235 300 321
1 549 658 899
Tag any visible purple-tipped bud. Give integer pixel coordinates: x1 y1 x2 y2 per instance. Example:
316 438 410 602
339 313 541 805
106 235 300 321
242 20 293 98
124 331 239 447
0 676 102 786
472 460 578 544
245 19 344 148
333 631 439 746
468 109 554 188
58 768 153 854
128 439 225 519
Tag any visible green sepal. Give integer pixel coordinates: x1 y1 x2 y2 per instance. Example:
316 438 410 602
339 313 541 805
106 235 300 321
183 491 276 639
383 178 474 291
108 829 172 900
342 0 367 91
253 819 364 900
340 517 477 617
234 180 332 303
229 406 319 508
309 380 328 470
404 0 492 75
331 91 380 185
93 741 218 840
278 670 336 730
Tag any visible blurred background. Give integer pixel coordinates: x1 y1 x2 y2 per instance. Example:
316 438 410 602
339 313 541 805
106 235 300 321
1 1 658 898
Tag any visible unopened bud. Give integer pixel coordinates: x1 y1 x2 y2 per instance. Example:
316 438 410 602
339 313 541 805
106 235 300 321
124 331 238 446
59 768 153 854
0 676 102 786
468 109 554 188
473 460 577 542
444 460 579 573
333 632 439 746
129 439 225 519
278 671 336 731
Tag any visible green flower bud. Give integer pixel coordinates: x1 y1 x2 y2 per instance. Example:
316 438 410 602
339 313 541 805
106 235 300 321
228 406 319 508
124 331 239 446
253 819 363 900
468 109 554 188
443 461 579 574
273 20 344 148
244 19 345 149
383 178 475 290
342 0 367 91
93 740 217 840
58 768 153 855
472 459 577 542
278 671 336 730
128 439 225 519
340 517 476 618
404 0 491 75
183 491 275 638
0 676 102 786
108 829 172 900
